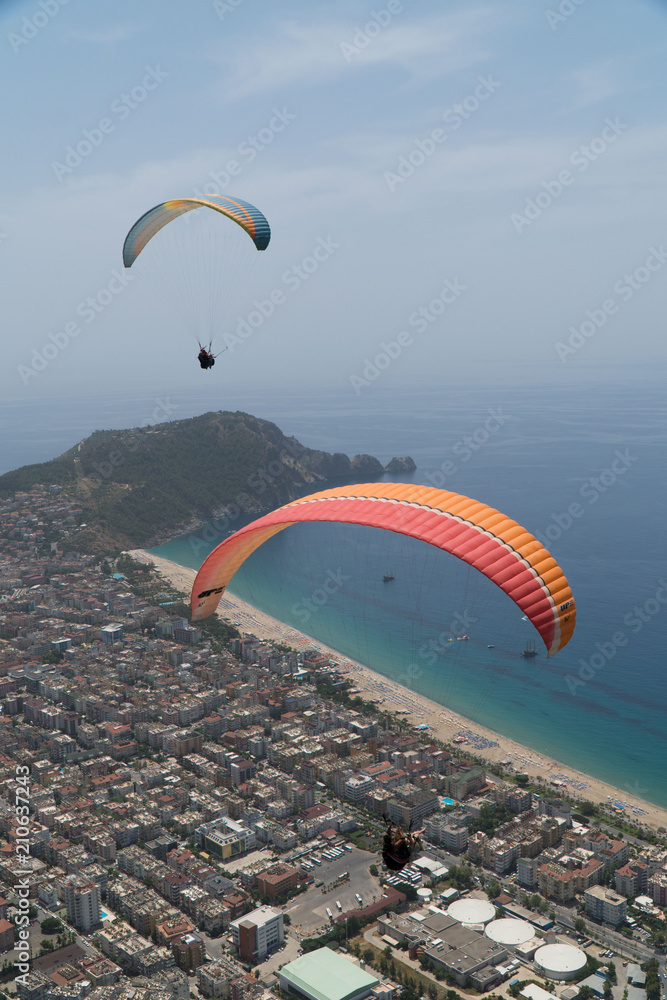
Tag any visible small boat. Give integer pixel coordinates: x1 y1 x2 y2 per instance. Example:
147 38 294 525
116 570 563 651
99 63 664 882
487 644 495 649
382 573 396 582
522 641 538 658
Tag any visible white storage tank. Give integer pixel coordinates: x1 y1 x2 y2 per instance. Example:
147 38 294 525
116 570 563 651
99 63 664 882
447 898 496 926
534 943 587 980
485 918 535 947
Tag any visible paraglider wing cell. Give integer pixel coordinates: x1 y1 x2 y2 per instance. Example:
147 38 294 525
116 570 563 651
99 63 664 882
190 483 576 657
122 194 271 267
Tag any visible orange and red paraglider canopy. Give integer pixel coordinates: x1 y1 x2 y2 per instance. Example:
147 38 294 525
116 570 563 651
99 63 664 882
190 483 576 657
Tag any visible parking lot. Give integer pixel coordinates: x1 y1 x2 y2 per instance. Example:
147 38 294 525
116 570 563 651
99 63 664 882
286 846 380 934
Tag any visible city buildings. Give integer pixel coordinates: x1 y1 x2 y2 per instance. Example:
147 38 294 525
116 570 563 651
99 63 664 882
584 885 627 926
63 875 102 933
231 906 284 963
0 485 664 1000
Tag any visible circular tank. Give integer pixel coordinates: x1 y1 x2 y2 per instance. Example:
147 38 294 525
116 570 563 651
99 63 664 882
417 888 432 901
447 898 496 926
485 918 535 947
534 944 586 980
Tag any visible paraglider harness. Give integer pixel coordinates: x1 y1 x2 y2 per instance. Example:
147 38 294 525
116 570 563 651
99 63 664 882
381 818 421 872
198 341 224 370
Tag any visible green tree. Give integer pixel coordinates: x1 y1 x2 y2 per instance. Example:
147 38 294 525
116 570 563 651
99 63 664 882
469 804 513 837
486 879 501 899
40 917 63 934
643 958 660 1000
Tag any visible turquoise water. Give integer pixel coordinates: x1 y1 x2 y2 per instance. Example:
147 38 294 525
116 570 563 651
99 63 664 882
152 379 667 810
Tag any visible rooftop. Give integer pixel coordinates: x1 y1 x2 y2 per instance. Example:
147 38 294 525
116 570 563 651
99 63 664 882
280 948 379 1000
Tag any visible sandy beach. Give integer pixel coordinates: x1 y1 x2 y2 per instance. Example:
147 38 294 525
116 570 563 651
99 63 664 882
130 548 667 834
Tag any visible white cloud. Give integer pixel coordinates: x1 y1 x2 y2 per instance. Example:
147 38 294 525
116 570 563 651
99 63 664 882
210 8 496 100
567 61 621 111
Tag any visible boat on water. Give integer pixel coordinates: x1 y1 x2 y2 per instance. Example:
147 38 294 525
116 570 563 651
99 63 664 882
382 573 396 582
522 641 538 658
487 644 495 648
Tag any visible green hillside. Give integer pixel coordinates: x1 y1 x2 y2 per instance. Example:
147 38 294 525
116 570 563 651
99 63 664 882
0 411 414 550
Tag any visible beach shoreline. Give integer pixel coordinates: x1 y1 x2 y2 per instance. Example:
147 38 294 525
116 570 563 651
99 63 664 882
130 548 667 834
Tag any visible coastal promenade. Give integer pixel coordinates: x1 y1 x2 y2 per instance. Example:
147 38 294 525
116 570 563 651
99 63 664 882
131 548 667 834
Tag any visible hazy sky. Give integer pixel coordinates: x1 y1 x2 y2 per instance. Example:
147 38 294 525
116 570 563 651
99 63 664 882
2 0 667 402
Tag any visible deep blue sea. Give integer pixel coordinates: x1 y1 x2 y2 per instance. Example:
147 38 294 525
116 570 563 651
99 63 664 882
4 376 667 808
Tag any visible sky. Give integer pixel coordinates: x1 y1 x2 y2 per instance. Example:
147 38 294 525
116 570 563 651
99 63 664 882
2 0 667 404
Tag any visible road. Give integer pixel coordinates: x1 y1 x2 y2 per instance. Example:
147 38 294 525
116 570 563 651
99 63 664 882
285 847 380 935
31 901 100 956
551 902 656 964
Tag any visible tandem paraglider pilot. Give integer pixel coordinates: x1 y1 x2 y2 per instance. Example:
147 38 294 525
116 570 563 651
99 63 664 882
381 818 424 872
198 346 215 370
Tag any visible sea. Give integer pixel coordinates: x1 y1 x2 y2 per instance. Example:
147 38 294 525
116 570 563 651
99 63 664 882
4 373 667 809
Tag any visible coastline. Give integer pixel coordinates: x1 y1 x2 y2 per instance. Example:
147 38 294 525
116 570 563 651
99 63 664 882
130 548 667 834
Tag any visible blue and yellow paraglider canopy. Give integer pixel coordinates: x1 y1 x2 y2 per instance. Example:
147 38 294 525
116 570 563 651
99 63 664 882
123 195 271 267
